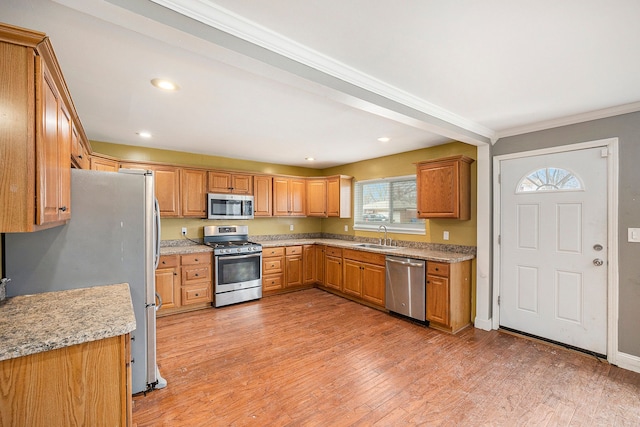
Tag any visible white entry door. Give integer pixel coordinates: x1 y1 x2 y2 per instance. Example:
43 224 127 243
500 146 608 355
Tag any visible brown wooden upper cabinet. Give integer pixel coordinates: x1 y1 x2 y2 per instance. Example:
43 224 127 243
273 177 306 216
416 155 474 220
90 155 119 172
121 163 181 217
208 171 253 194
306 176 352 218
182 168 207 217
253 175 273 216
0 23 86 232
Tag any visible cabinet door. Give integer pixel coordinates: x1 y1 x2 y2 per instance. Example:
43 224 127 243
306 179 327 217
231 174 253 194
417 161 458 218
38 63 62 225
289 178 306 216
208 171 232 193
285 255 303 287
253 175 272 216
361 263 386 307
155 266 179 311
426 275 450 326
342 259 362 297
324 255 342 291
315 245 325 285
326 177 340 217
182 169 207 217
154 166 181 217
273 177 290 216
90 156 119 172
303 245 315 285
57 102 72 221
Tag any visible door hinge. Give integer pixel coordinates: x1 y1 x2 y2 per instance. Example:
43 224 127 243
498 173 501 184
498 235 501 244
497 296 500 305
600 147 609 158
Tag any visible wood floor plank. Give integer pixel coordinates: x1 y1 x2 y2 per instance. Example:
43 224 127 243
133 288 640 426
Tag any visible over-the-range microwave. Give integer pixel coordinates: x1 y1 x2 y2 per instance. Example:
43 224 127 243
207 193 254 220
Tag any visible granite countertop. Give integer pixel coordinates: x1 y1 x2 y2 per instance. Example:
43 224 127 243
161 238 474 263
0 283 136 362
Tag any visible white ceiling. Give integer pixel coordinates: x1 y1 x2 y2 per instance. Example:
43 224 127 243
3 0 640 168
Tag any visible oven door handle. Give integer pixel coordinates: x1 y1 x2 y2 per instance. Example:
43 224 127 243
217 252 261 260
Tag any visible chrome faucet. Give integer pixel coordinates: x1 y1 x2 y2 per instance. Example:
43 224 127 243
378 225 388 246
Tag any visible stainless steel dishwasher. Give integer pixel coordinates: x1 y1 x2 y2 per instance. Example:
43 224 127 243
385 255 426 322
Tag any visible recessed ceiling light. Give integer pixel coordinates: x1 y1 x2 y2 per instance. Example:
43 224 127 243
377 137 391 142
137 131 152 139
150 78 180 91
305 157 315 161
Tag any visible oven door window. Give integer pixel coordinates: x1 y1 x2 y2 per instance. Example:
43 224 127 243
217 254 260 285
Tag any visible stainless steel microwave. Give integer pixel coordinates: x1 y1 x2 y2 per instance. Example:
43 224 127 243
207 193 254 220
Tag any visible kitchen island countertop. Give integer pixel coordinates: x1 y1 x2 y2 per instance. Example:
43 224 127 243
0 283 136 361
161 238 474 263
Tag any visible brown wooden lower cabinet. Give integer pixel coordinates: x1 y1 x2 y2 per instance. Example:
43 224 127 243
341 249 386 308
426 260 472 333
262 245 315 295
324 247 343 291
0 334 131 426
156 252 213 316
263 247 285 295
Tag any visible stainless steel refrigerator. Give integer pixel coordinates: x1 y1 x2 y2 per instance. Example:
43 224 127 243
4 168 166 394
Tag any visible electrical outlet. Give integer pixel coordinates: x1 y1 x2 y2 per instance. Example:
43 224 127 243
289 224 294 231
344 225 349 232
181 227 187 236
443 231 450 241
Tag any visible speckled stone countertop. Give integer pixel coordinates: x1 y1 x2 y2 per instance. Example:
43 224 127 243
161 237 474 263
0 283 136 362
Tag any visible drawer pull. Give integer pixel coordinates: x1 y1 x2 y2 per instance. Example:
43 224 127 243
195 273 199 277
195 293 199 297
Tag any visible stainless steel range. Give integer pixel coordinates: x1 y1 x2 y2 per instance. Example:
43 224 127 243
204 225 262 307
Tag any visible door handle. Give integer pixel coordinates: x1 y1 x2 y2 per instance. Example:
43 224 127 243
593 258 604 266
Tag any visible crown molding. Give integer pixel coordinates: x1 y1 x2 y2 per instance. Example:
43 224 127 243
495 101 640 142
150 0 495 142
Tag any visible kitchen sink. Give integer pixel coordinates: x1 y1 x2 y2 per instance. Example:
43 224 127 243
353 243 401 250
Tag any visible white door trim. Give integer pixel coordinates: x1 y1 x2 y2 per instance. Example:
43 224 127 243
492 138 619 364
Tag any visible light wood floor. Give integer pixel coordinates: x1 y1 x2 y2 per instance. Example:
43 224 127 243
133 288 640 426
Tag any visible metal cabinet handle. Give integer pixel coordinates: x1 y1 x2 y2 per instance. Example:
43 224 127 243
59 206 67 212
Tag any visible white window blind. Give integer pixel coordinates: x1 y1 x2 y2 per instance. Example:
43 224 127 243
353 175 425 234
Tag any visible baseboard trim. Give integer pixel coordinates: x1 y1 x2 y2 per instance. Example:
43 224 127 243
474 316 492 331
614 351 640 374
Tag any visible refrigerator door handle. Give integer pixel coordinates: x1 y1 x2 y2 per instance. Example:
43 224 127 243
154 198 161 269
155 291 163 311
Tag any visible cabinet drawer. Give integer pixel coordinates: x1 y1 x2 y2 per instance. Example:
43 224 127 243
285 245 302 255
263 257 284 274
343 248 385 266
325 247 343 257
181 253 211 265
181 264 212 284
181 283 212 305
158 255 179 268
263 274 284 291
263 247 285 257
427 262 450 277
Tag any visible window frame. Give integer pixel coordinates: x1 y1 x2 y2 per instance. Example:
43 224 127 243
353 175 425 235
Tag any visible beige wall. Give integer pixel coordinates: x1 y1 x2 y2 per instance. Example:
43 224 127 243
322 141 477 247
92 140 477 247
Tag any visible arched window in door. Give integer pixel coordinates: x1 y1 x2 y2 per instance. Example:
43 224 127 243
516 167 583 193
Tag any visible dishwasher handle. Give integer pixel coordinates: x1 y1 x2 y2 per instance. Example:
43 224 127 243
386 257 424 268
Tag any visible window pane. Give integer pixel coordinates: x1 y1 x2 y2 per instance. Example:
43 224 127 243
354 176 424 232
516 167 583 193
